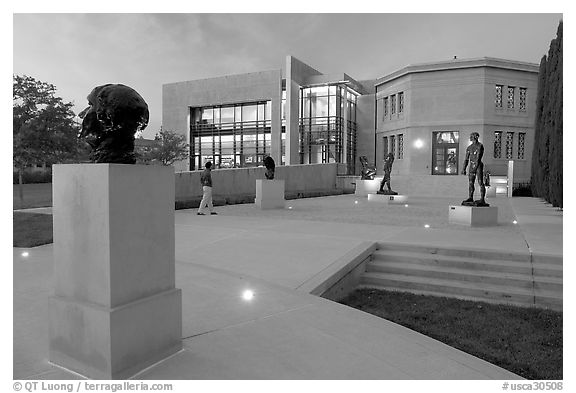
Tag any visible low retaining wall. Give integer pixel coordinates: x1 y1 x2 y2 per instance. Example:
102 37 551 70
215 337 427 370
175 163 344 209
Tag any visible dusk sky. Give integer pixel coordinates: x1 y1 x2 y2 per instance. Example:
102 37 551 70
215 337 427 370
13 13 562 138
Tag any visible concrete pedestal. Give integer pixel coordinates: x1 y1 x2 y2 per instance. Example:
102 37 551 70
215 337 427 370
255 179 285 209
354 179 381 196
449 205 498 227
485 186 497 198
50 164 182 379
367 194 408 204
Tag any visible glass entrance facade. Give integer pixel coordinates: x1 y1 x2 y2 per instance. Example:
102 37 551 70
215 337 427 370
189 101 272 170
299 85 358 174
432 131 459 175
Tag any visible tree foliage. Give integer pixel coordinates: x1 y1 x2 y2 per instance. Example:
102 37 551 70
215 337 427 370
531 21 563 207
136 129 189 166
13 74 83 169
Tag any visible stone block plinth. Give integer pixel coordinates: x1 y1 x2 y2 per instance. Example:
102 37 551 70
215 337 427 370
255 179 285 209
354 179 381 196
449 205 498 227
367 194 408 204
49 164 182 379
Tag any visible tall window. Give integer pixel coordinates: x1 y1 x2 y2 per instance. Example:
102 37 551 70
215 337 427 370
494 131 502 159
495 85 503 108
398 134 404 159
507 86 515 109
505 132 514 159
382 136 388 156
383 97 389 119
518 132 526 159
398 92 404 113
390 135 396 157
391 94 396 115
519 88 527 112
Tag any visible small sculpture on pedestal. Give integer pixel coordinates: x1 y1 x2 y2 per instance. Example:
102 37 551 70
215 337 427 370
263 155 275 180
461 132 489 207
359 156 376 180
377 153 398 195
79 84 149 164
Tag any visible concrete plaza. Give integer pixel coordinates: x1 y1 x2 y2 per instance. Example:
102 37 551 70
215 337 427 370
13 195 562 380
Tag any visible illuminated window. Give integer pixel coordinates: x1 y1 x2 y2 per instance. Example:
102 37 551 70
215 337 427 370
519 88 527 112
494 131 502 158
507 86 515 109
518 132 525 159
398 134 404 159
495 85 503 108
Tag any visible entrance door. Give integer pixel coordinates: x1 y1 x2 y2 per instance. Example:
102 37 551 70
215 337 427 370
432 131 459 175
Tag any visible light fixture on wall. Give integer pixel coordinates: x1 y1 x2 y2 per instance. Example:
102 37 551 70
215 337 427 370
413 139 424 149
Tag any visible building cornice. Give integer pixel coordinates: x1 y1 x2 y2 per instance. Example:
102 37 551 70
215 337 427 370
375 57 539 87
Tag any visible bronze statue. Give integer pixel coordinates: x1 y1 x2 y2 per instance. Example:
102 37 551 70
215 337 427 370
78 84 149 164
359 156 376 180
461 132 489 206
263 155 275 180
377 153 398 195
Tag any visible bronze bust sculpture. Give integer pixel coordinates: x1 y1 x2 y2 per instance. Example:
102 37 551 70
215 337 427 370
79 84 149 164
263 156 275 180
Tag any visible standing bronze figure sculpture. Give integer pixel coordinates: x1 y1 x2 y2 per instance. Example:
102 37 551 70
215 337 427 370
377 153 398 195
263 155 275 180
79 84 149 164
461 132 489 206
359 156 377 180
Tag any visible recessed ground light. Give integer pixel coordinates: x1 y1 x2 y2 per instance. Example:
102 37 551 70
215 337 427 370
424 224 430 228
21 251 29 257
404 204 409 207
513 220 518 224
355 200 358 204
287 206 293 209
242 290 255 301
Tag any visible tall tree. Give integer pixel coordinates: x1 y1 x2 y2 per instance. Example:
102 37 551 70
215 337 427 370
13 75 82 206
136 129 189 166
531 21 562 207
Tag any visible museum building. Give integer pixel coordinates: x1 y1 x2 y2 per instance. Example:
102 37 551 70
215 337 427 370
162 55 539 182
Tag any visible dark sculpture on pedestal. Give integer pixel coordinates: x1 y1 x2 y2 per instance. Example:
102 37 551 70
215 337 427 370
359 156 377 180
377 153 398 195
263 155 275 180
79 84 149 164
461 132 489 207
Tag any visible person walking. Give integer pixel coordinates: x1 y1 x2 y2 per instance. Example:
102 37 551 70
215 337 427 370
197 161 217 215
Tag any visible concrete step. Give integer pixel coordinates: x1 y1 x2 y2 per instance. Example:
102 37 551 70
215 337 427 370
375 242 530 262
366 261 562 293
371 249 533 275
360 272 562 310
532 263 563 279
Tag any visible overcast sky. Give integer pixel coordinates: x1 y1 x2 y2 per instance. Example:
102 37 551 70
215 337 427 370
13 13 562 138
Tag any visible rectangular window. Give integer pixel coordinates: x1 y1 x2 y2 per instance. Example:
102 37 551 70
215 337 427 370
390 135 396 157
398 134 404 159
506 132 514 159
398 92 404 113
507 86 515 109
383 97 389 119
495 85 503 108
518 132 526 159
494 131 502 159
391 94 396 115
382 136 388 157
519 88 527 112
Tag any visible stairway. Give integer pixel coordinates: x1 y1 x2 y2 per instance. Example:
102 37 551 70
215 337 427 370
360 242 562 311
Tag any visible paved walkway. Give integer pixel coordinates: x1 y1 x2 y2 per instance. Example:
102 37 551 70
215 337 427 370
13 196 562 380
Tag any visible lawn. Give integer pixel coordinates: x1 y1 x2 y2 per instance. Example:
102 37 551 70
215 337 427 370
339 288 562 380
13 212 53 247
13 183 52 209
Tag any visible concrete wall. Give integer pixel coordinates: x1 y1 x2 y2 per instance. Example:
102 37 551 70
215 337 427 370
355 93 376 175
162 70 283 171
175 163 341 207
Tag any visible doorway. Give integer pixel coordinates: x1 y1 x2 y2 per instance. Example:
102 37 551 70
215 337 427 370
432 131 459 175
